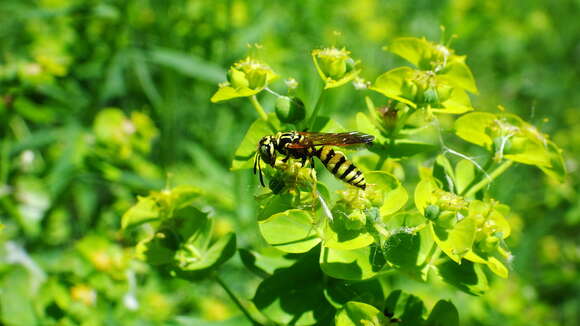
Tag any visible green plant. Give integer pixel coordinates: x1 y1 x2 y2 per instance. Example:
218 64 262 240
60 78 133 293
122 37 565 325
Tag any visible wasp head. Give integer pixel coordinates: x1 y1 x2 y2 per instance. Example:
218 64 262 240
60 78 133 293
254 135 277 187
257 135 277 166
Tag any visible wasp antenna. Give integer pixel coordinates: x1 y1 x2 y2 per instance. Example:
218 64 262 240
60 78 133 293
257 158 265 187
253 151 259 175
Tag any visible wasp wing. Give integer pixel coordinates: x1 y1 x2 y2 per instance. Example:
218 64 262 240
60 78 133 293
287 131 374 148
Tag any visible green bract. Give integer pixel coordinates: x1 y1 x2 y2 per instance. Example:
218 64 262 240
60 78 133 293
388 37 478 94
211 57 277 102
455 112 566 181
335 301 389 326
122 186 236 280
415 172 512 278
312 47 361 89
371 67 473 114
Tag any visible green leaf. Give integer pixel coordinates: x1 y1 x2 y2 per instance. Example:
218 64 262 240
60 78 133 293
178 233 237 273
370 67 417 107
388 37 429 67
324 278 385 309
384 290 426 325
322 205 375 250
257 193 294 221
231 115 278 170
320 246 384 280
439 60 478 94
486 256 508 279
335 301 389 326
414 178 436 215
537 140 567 183
138 207 212 267
454 112 496 148
438 259 489 296
176 206 214 252
238 249 296 278
434 155 455 191
433 88 473 114
253 248 334 325
210 85 259 103
259 209 321 253
366 171 408 217
383 212 434 278
138 230 177 266
383 231 422 269
322 219 375 250
455 159 475 195
425 300 459 326
430 217 476 263
121 196 161 230
356 112 383 140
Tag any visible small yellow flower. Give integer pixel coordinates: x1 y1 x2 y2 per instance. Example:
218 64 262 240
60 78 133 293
211 57 277 103
312 47 361 89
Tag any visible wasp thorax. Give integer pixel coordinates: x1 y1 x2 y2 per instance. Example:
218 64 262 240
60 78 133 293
258 136 277 166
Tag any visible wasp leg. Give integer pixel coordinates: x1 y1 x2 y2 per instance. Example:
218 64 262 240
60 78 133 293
282 155 291 163
308 157 319 211
300 156 307 167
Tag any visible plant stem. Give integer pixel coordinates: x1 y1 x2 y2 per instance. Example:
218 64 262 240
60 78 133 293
250 95 268 121
308 88 326 130
374 155 386 170
464 160 514 198
214 274 262 325
249 95 277 131
388 109 411 146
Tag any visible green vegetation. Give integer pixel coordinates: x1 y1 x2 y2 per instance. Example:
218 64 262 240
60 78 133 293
1 1 579 325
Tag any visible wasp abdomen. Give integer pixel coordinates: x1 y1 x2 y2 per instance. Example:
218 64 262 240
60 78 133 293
315 146 366 190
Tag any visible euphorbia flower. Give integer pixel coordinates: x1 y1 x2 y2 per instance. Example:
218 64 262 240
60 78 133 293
211 57 277 103
312 47 361 89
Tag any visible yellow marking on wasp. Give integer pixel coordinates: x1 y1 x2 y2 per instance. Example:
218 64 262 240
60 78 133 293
319 147 332 161
335 161 352 177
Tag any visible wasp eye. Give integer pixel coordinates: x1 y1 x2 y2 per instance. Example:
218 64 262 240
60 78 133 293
259 144 275 165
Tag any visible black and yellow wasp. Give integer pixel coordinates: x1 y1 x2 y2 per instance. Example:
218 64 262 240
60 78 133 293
253 131 374 190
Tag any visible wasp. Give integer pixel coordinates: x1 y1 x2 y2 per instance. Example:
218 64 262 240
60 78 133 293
254 131 374 190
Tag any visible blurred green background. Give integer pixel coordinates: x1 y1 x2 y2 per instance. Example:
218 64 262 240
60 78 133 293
0 0 578 325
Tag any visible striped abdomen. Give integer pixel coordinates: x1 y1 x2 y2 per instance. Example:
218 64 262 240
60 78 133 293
315 146 366 190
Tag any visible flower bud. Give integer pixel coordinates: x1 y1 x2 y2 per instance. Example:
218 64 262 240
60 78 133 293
230 57 276 90
401 79 417 99
424 204 440 221
246 68 268 89
312 47 351 80
423 86 439 105
275 96 306 123
227 67 249 89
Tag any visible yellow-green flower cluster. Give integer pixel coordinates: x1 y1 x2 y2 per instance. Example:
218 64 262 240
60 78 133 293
312 47 361 89
211 57 277 103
